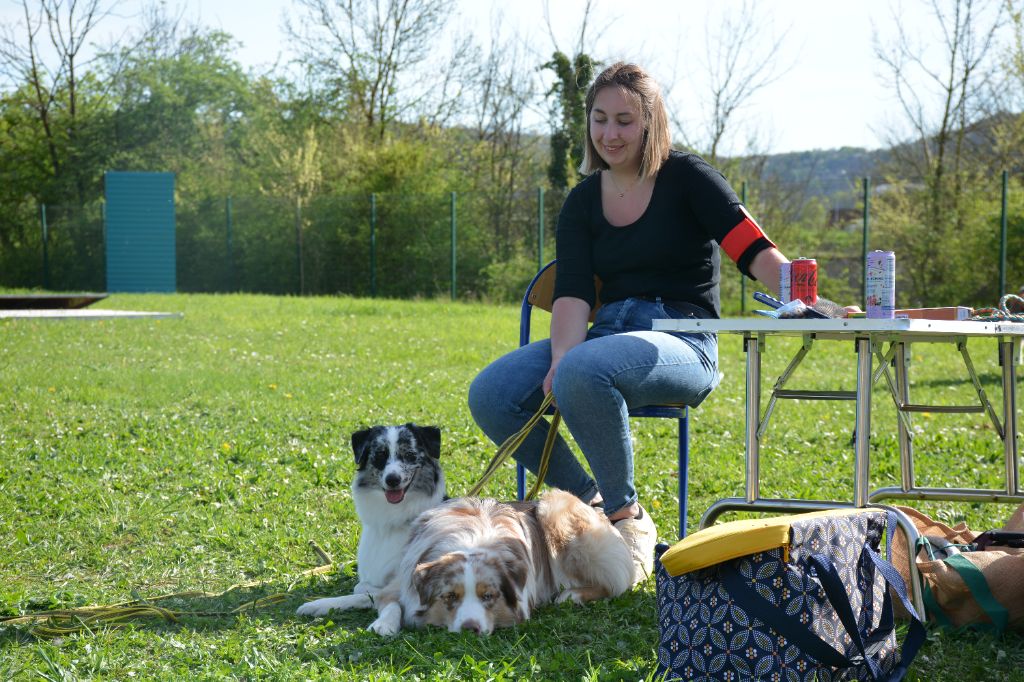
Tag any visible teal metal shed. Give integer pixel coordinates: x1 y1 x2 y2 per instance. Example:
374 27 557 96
104 171 176 292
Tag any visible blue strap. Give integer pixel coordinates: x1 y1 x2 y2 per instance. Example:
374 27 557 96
808 546 926 681
806 552 887 679
859 545 927 680
722 540 925 681
720 564 851 669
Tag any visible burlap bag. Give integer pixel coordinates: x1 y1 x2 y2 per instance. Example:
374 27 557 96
891 503 1024 630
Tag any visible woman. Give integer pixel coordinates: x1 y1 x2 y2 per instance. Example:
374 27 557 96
469 62 827 584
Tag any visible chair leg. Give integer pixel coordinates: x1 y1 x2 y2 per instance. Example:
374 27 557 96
678 414 689 539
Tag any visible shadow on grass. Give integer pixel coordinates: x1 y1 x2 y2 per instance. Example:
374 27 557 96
905 370 1005 391
0 568 364 649
0 578 665 680
290 587 662 680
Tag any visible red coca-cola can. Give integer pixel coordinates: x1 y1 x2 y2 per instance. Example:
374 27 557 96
790 258 818 305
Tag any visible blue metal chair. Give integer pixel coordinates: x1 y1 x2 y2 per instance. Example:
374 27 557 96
516 260 691 538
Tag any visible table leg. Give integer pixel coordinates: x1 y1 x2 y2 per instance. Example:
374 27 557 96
745 333 762 503
893 341 915 492
1000 339 1021 495
855 337 873 508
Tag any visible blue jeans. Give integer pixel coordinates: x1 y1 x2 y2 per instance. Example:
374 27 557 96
468 297 720 517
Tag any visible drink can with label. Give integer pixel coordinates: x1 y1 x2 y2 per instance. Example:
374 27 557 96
779 262 792 303
865 250 896 319
790 258 817 305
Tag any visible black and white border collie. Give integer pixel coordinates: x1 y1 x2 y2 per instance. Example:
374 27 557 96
296 423 445 617
349 489 634 636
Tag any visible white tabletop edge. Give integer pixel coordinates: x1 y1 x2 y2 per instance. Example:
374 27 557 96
0 309 183 320
652 317 1024 337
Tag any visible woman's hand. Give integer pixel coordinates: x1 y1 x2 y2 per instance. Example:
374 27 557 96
542 362 558 396
841 305 864 318
546 296 591 398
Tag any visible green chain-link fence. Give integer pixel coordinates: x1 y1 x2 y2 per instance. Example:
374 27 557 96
3 177 1020 312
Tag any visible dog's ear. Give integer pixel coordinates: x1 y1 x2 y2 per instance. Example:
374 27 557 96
498 566 522 619
413 554 459 605
412 559 441 605
407 423 441 460
351 427 376 470
492 539 528 619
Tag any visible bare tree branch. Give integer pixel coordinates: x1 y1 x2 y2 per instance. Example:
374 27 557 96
287 0 463 138
0 0 110 190
873 0 1006 304
666 0 793 162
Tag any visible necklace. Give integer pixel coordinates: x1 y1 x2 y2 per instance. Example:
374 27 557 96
606 171 639 198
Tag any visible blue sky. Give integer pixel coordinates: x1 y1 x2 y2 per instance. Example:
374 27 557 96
2 0 1009 154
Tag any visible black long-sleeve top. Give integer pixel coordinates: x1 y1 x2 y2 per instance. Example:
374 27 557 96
553 151 775 318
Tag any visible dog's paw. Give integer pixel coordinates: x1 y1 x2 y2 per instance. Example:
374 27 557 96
367 616 401 636
296 594 372 617
365 601 403 636
296 598 339 617
557 585 581 602
557 585 598 602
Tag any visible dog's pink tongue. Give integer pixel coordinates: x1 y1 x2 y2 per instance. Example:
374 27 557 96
385 489 406 504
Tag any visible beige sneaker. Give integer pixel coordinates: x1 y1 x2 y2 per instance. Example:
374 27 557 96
614 505 658 586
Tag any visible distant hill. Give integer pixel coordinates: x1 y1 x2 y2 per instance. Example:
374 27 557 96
755 146 892 209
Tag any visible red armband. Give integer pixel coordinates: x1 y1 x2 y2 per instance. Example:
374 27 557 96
719 206 775 263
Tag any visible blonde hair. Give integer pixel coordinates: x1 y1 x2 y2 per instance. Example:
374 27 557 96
579 62 671 179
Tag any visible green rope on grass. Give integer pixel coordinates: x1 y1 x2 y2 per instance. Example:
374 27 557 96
1 541 335 639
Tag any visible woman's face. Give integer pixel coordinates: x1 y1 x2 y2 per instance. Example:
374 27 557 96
589 86 644 173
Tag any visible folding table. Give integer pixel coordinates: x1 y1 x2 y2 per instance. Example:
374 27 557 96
652 316 1024 616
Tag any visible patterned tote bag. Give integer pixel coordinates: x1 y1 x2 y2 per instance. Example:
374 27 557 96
655 508 925 681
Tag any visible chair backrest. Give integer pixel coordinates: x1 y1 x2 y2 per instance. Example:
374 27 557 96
526 262 558 313
521 261 602 347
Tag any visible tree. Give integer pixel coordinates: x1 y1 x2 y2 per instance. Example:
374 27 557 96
542 51 595 190
876 0 1004 203
985 0 1024 172
538 0 600 191
874 0 1007 305
667 0 791 165
99 8 257 198
464 13 543 259
0 0 111 204
286 0 472 139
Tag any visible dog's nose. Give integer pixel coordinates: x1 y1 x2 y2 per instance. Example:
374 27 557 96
384 473 402 488
459 619 481 634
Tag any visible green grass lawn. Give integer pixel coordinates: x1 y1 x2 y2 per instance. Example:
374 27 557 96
1 293 1022 680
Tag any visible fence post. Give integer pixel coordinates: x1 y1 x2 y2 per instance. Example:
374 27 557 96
295 197 304 295
1000 170 1008 296
40 203 50 289
450 191 457 301
225 196 234 292
370 193 377 297
862 177 870 307
538 187 545 271
740 181 747 312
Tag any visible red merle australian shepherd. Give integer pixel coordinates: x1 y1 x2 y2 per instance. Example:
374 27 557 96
297 424 633 635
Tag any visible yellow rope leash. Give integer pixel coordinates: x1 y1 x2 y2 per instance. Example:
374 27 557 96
0 541 337 639
467 392 561 500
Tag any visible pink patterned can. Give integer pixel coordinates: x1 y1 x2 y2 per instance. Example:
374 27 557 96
779 262 792 303
866 251 896 319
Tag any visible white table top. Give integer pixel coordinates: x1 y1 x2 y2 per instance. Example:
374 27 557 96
0 308 183 320
652 317 1024 339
